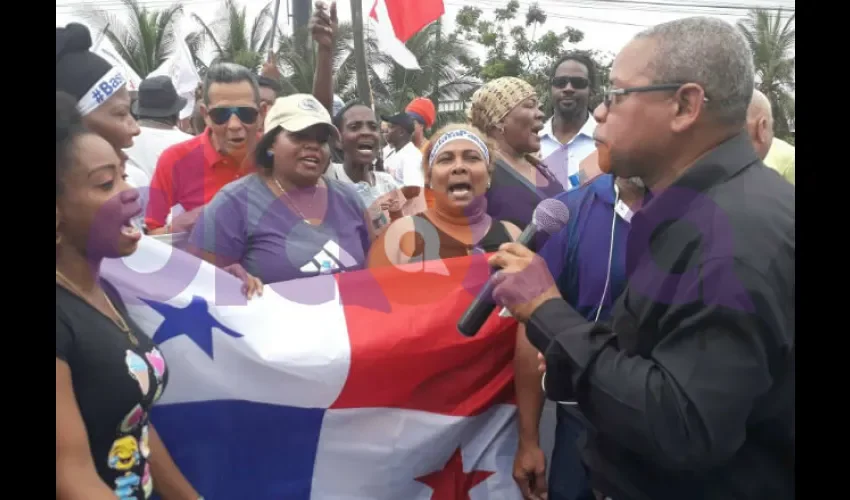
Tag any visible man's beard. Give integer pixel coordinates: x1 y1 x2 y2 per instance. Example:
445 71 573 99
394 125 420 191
557 102 586 121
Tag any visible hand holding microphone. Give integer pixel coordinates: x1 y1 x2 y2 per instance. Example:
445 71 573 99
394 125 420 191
487 244 561 323
456 199 569 336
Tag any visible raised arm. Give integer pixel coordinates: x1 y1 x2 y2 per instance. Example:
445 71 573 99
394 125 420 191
310 1 338 113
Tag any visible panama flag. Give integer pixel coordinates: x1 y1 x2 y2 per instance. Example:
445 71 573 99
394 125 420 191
102 236 522 499
369 0 445 70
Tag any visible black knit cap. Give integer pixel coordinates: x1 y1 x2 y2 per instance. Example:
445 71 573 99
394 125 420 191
56 23 114 101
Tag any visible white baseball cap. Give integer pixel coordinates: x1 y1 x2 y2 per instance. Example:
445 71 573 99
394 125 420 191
264 94 340 142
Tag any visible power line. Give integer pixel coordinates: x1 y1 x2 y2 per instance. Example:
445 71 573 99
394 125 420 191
56 0 220 14
445 1 650 27
556 0 793 12
446 0 793 22
445 0 794 31
536 0 793 17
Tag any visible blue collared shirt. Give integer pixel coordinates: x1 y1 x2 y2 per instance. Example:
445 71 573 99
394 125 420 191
538 115 598 191
538 174 631 322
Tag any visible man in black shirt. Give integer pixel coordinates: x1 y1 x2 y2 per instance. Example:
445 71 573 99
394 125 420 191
488 16 794 500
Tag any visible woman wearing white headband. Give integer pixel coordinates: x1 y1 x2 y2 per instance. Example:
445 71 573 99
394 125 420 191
56 23 147 191
369 124 521 267
56 24 200 500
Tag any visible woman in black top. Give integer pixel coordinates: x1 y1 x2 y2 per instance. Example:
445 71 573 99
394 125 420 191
368 124 520 267
56 91 200 500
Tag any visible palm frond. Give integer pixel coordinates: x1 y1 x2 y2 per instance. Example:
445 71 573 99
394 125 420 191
737 8 795 139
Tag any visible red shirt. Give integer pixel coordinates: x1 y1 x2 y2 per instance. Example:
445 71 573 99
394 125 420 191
145 129 256 230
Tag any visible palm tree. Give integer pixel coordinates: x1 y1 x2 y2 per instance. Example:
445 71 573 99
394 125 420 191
276 22 363 96
75 0 184 77
275 19 477 129
191 0 280 72
737 9 795 140
184 31 209 76
370 22 480 121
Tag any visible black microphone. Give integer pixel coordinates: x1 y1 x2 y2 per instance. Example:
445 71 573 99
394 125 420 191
457 198 571 337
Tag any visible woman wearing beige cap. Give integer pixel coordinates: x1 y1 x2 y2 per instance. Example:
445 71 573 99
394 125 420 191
188 94 374 287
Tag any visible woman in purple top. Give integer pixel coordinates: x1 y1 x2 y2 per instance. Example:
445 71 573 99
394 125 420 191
189 94 374 286
468 77 565 229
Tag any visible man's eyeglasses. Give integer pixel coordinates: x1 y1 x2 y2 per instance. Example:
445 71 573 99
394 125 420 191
208 106 259 125
601 83 710 108
551 76 590 90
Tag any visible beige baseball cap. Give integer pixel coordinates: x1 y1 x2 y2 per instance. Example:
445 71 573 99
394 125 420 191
264 94 340 142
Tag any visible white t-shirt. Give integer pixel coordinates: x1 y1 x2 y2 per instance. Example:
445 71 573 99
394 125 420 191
326 163 401 230
384 142 424 188
383 142 426 216
382 144 395 162
124 126 193 179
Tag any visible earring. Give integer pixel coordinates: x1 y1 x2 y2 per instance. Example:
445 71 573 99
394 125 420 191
267 150 273 157
56 232 62 245
486 180 491 189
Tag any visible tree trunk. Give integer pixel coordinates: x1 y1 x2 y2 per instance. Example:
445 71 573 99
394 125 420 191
351 0 372 108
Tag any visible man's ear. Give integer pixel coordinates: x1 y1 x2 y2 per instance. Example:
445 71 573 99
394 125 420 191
670 83 706 134
199 103 211 128
758 117 770 144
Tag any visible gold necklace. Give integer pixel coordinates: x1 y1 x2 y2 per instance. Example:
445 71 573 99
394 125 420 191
55 270 139 346
272 176 317 224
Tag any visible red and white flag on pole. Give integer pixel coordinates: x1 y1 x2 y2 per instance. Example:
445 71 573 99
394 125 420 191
369 0 445 70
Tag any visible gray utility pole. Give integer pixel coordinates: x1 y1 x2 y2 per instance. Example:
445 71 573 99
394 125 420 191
351 0 372 108
291 0 312 33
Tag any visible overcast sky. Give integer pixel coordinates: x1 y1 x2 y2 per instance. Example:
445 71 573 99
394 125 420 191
57 0 795 62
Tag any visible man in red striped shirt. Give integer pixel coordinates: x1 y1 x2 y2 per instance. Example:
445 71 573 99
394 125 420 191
145 63 264 234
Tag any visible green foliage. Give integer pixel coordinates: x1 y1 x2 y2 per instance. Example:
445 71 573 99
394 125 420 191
75 0 184 77
276 21 374 97
370 22 479 114
737 9 795 142
451 1 612 114
191 0 281 71
275 19 478 125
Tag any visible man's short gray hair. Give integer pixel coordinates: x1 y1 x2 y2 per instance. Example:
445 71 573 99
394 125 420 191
202 62 260 105
634 16 754 126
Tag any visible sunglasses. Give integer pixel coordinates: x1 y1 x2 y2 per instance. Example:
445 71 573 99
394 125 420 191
551 76 590 90
208 106 259 125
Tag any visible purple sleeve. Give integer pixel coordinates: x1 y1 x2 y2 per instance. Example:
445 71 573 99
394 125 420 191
188 190 247 266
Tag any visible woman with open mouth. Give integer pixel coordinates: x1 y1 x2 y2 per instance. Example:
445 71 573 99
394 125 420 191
325 101 404 233
55 92 200 500
309 6 403 234
56 23 150 219
368 124 522 268
468 77 565 230
189 94 374 285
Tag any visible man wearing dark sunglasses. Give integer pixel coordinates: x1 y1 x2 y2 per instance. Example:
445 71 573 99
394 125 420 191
539 52 599 192
146 63 265 235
